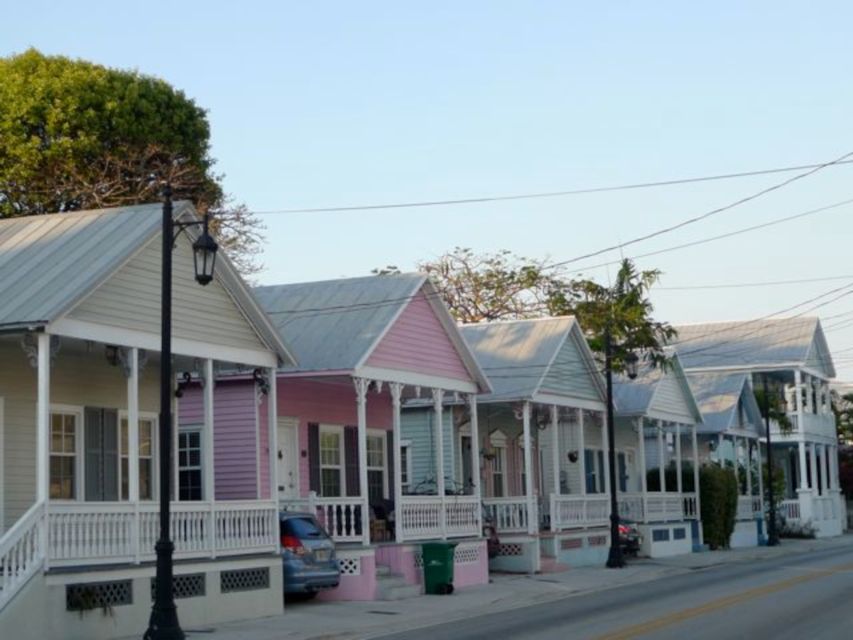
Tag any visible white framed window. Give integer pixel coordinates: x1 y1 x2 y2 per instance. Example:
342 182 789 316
119 414 157 501
49 407 83 500
489 430 508 498
178 428 203 501
584 448 605 494
366 431 387 503
320 427 344 497
400 440 412 493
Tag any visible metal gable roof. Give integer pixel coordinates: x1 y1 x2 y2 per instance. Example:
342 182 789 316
460 317 587 403
254 273 426 373
614 351 703 423
671 317 835 378
686 371 763 435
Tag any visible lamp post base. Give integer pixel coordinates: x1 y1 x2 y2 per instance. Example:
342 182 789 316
145 540 185 640
606 545 625 569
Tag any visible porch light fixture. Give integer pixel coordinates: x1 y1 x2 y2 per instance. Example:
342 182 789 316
253 368 270 396
567 450 579 463
146 185 219 640
624 351 640 381
104 344 121 367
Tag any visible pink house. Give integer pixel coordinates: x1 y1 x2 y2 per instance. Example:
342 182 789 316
184 274 492 601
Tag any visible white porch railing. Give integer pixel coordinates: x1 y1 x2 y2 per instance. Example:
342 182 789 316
643 494 685 522
736 496 755 521
683 493 699 520
398 495 480 540
443 496 481 538
483 497 532 533
281 495 365 544
617 494 646 522
550 495 610 531
48 501 278 567
0 502 46 611
780 499 801 522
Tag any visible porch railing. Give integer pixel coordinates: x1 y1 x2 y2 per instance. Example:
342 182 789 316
281 495 364 544
550 495 609 531
644 494 685 522
399 495 480 540
0 502 46 611
47 501 278 567
483 497 532 534
780 499 801 522
683 493 699 520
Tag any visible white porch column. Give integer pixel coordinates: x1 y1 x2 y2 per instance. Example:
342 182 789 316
432 388 446 539
756 440 765 507
798 441 809 491
578 409 587 496
203 359 216 557
830 445 840 491
601 410 611 497
127 348 141 563
267 367 278 502
657 420 665 492
468 393 482 534
809 443 818 494
692 424 702 544
718 434 724 467
675 423 683 495
823 444 831 492
638 418 648 497
354 377 371 546
390 383 404 543
745 439 753 497
550 405 560 496
521 401 536 535
36 333 51 503
803 374 813 413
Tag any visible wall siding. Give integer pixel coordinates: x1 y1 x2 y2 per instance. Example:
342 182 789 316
399 407 455 492
540 335 604 403
68 235 266 352
365 289 472 381
650 371 697 423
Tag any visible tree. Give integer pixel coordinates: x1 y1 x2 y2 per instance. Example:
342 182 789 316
831 390 853 445
0 49 263 274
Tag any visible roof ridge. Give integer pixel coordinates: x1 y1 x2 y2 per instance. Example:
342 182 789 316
255 272 426 291
461 315 577 328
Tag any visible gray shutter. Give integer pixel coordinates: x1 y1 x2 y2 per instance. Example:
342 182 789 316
344 426 360 498
386 431 394 501
85 408 102 501
307 423 320 493
102 409 119 501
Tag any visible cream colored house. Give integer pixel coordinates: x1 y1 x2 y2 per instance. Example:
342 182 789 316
0 203 294 639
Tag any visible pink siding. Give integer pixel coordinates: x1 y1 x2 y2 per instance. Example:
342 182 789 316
259 395 270 499
365 288 472 381
453 541 489 588
277 377 393 497
179 382 259 500
317 553 377 601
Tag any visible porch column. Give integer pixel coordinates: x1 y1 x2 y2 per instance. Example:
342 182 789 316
657 420 665 492
692 424 701 534
390 383 404 543
521 401 536 535
675 423 683 495
798 441 809 491
601 410 611 496
578 409 586 496
731 436 739 487
127 348 141 563
745 439 753 497
267 367 278 502
36 333 51 503
809 443 818 494
432 388 446 539
354 377 371 546
468 393 482 534
550 405 560 496
203 359 216 557
830 445 840 491
717 434 724 467
756 440 765 507
638 418 648 497
803 374 813 413
823 444 832 492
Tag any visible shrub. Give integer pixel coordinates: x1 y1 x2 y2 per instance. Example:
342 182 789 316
699 464 738 549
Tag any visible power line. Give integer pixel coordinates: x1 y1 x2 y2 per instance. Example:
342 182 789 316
545 150 853 270
248 158 853 215
657 275 853 292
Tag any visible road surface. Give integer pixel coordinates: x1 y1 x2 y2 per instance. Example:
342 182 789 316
378 545 853 640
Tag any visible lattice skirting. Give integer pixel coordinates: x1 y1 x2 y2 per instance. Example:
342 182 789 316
150 573 206 600
413 542 484 568
338 556 362 576
66 580 133 611
220 568 270 593
496 543 523 557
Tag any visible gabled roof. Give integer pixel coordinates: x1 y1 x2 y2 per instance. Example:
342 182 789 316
0 203 294 365
686 372 763 435
614 351 703 424
254 274 490 389
460 317 606 405
671 317 835 378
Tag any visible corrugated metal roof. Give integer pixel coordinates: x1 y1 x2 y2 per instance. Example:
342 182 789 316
686 372 763 435
0 203 167 328
460 317 577 402
614 350 703 423
254 274 426 372
671 317 835 377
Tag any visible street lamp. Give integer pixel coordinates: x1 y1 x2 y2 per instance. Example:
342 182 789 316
762 375 780 546
146 186 218 640
605 330 638 569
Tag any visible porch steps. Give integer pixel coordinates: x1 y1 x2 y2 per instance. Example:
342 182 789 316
375 564 422 601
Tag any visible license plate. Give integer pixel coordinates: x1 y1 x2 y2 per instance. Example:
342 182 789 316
314 549 331 562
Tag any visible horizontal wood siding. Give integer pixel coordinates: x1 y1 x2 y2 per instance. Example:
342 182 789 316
540 334 603 403
365 288 472 381
68 235 266 352
399 407 455 492
651 371 697 423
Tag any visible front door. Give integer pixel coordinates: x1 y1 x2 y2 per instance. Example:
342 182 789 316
277 418 300 500
460 436 473 492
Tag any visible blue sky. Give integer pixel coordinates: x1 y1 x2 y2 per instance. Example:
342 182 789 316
6 1 853 378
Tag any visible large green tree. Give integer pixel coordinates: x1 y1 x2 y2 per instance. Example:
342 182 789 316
0 49 263 274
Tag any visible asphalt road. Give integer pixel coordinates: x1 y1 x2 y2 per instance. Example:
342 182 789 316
377 545 853 640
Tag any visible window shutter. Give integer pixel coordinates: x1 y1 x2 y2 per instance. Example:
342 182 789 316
85 408 102 501
344 426 360 498
307 423 320 493
386 431 394 501
102 409 119 501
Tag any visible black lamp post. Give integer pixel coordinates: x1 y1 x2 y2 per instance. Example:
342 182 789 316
605 328 639 569
763 374 780 546
145 186 218 640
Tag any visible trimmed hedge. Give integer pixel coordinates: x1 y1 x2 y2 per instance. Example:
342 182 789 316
700 465 738 549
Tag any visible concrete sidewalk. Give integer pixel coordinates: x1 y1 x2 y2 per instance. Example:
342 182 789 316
172 535 853 640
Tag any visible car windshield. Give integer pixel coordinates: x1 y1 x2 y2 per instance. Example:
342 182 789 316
282 516 325 539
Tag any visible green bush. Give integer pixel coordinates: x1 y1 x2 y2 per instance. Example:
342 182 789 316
699 465 738 549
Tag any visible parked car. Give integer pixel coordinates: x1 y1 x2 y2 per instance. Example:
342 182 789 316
280 511 341 597
618 518 641 557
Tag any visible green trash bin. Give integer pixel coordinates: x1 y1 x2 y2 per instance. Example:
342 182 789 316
422 541 457 595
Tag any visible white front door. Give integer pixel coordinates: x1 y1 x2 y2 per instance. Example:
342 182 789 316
277 418 300 500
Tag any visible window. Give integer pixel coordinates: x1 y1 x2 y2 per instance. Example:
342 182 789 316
120 417 155 501
492 447 507 498
320 430 343 497
366 434 386 503
50 412 78 499
400 442 412 492
585 449 605 493
178 430 203 501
